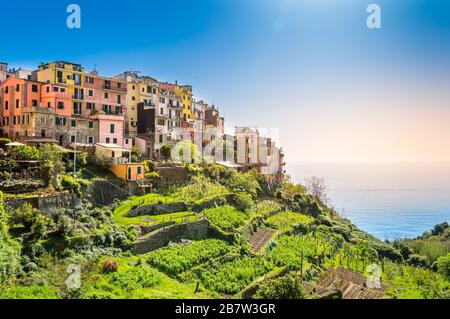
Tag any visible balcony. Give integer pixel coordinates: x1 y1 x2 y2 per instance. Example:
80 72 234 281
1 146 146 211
72 94 84 101
103 84 127 93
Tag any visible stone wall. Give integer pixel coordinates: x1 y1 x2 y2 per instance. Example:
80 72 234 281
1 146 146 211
156 166 188 184
5 192 80 212
132 220 234 254
85 179 140 206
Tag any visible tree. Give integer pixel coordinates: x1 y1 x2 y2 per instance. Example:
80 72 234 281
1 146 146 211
131 146 143 163
0 192 21 284
39 144 65 188
304 176 329 204
160 144 173 163
254 274 306 299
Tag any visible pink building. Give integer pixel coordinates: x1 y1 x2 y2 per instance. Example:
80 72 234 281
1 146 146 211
85 71 127 146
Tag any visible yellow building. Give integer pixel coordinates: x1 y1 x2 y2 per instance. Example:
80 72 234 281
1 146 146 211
110 163 145 181
116 72 158 136
36 61 85 116
175 85 194 121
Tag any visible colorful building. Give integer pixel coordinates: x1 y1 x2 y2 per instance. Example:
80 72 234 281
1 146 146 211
116 71 158 137
36 61 86 117
85 71 127 146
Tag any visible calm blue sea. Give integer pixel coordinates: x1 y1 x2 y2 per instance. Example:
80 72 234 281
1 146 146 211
286 162 450 241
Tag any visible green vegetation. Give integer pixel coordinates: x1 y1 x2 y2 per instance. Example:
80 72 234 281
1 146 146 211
200 257 273 294
147 240 232 275
202 206 247 231
254 273 306 299
267 211 313 232
0 151 448 300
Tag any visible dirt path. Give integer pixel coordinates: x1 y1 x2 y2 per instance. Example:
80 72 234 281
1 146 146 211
250 229 275 252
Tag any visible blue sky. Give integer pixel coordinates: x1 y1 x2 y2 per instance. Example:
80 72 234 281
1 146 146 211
2 0 450 162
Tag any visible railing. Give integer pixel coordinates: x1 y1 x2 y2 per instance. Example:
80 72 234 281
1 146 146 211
110 157 129 165
72 95 84 100
103 84 127 92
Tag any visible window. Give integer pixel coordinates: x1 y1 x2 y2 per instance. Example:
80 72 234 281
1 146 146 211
46 86 50 93
159 97 165 104
5 101 8 110
106 137 110 144
5 86 8 94
159 135 163 143
132 96 136 101
125 139 129 145
88 90 93 97
61 88 66 93
32 100 38 107
32 84 38 92
40 117 46 124
73 102 82 115
87 102 94 109
117 95 121 104
56 117 63 125
137 166 142 175
16 84 20 92
88 121 94 128
17 116 20 124
47 102 51 108
57 102 65 109
16 99 19 108
110 124 115 134
132 85 135 90
113 138 118 144
160 108 164 115
87 136 94 144
104 92 109 99
71 119 77 127
71 135 76 143
54 87 59 92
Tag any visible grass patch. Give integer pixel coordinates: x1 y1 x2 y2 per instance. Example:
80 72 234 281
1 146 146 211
83 256 216 299
267 211 313 232
202 206 248 231
147 240 232 275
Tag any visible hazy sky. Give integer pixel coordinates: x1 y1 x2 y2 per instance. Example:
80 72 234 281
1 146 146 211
1 0 450 162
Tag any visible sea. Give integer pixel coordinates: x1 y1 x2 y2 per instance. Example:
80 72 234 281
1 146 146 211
287 162 450 241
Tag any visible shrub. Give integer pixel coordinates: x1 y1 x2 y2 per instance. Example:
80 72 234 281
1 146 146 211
160 144 173 162
407 254 430 268
222 171 261 198
0 192 21 284
254 274 306 299
10 145 40 160
207 164 227 180
144 160 157 173
0 138 12 151
144 172 159 180
436 253 450 280
234 192 253 211
102 258 119 273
